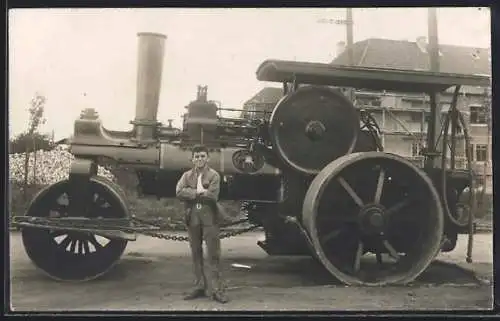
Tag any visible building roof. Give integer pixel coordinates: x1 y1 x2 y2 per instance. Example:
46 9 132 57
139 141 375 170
246 38 490 106
332 38 491 76
243 86 284 106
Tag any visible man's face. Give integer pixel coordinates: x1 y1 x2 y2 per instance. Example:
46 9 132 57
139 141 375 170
192 151 209 169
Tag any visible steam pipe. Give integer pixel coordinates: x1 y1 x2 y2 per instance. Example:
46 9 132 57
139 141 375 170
131 32 167 142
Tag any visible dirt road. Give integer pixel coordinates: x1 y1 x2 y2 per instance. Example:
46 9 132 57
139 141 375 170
9 231 493 312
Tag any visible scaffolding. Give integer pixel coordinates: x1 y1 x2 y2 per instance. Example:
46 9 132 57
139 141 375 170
354 89 469 168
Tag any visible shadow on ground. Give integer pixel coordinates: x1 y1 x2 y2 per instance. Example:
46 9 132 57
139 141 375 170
100 253 483 288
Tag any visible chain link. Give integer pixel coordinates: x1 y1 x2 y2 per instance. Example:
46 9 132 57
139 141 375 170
131 201 261 242
138 230 191 242
13 202 261 243
131 216 261 242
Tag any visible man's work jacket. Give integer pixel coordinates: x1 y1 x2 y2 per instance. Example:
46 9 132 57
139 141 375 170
175 166 229 224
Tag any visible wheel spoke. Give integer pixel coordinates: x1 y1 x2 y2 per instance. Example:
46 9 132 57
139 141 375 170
374 168 385 204
50 230 67 238
338 177 364 207
88 235 103 249
382 240 400 261
78 239 84 254
83 240 91 254
321 229 342 244
353 241 364 272
69 240 77 253
59 236 72 249
385 198 411 217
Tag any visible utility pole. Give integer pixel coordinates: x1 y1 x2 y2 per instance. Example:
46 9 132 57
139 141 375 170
318 8 354 66
427 8 440 73
318 8 355 102
346 8 354 66
425 7 442 169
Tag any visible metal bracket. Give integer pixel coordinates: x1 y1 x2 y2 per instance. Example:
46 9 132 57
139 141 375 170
68 158 97 218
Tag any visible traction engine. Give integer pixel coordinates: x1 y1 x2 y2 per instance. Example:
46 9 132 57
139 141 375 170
13 32 490 286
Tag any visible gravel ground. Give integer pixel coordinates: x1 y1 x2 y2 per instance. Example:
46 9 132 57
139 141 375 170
9 231 493 312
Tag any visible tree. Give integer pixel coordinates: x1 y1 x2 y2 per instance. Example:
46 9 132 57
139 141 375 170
9 132 53 154
22 93 47 199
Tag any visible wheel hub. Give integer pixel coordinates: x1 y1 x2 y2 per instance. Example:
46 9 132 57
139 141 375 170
305 120 326 140
359 204 387 235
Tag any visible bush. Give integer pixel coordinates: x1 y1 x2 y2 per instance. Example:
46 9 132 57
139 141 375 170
9 147 115 185
9 132 54 154
9 180 46 218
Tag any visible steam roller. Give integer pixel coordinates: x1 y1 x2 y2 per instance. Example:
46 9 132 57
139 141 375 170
14 30 489 286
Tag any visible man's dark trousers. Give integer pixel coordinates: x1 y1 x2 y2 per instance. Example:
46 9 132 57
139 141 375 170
186 203 223 296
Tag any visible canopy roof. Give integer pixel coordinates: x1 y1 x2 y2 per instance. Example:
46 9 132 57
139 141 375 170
256 60 490 93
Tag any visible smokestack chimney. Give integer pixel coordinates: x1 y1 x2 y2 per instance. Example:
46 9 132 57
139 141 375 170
132 32 167 142
336 41 346 58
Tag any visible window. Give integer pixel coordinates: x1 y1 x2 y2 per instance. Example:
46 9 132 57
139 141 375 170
411 101 423 108
371 99 382 107
470 105 488 124
476 144 488 162
411 142 423 157
356 97 381 107
409 112 422 123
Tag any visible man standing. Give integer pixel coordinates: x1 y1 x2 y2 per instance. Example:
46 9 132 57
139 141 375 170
176 144 229 304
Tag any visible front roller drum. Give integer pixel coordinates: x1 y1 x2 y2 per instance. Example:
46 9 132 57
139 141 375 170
302 152 444 286
21 176 129 282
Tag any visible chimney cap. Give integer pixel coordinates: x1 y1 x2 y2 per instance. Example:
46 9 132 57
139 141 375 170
137 32 167 39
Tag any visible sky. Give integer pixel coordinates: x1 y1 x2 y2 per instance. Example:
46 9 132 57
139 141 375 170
8 7 491 141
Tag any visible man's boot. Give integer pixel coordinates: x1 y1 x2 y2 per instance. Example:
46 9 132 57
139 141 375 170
183 288 206 300
212 291 230 304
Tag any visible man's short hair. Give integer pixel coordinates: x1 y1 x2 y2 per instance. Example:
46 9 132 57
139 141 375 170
192 144 209 156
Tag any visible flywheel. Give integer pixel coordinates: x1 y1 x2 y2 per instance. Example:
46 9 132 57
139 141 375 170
269 86 359 175
302 152 444 286
21 176 129 282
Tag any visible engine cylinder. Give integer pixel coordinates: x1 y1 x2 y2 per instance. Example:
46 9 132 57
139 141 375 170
132 32 167 142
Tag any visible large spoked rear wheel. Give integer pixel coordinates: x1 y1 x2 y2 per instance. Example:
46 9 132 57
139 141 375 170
21 177 129 282
303 152 444 286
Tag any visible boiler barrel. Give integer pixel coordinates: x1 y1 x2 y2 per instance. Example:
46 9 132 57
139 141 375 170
133 32 167 142
159 144 281 176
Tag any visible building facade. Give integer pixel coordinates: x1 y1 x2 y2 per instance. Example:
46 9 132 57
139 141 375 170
241 37 492 190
